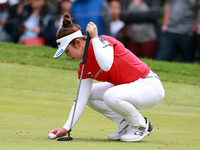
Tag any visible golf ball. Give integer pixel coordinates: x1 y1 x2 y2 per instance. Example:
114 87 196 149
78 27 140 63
48 133 55 139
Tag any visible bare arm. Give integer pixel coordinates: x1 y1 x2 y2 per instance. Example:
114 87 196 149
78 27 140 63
161 2 170 33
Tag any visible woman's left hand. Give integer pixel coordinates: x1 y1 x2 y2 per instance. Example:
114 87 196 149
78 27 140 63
86 22 98 39
49 128 68 138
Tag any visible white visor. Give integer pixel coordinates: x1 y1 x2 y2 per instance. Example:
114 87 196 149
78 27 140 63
54 30 83 58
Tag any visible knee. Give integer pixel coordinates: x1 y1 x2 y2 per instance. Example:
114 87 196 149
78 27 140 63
103 90 118 107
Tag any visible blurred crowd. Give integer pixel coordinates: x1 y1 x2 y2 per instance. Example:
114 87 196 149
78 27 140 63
1 0 200 62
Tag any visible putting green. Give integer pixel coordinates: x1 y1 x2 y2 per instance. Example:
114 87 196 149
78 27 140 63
0 62 200 150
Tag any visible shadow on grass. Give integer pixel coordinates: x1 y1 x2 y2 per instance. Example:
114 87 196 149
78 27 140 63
66 137 152 144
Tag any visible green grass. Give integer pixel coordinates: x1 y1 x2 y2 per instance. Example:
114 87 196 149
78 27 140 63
0 42 200 150
1 41 199 85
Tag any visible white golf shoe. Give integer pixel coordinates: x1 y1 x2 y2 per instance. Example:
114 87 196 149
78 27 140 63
107 119 130 140
120 117 154 142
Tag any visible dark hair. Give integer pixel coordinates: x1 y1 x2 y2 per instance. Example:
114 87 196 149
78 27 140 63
57 13 82 39
56 13 86 46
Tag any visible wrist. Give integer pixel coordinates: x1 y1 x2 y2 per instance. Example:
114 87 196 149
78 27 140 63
90 35 98 39
63 125 70 131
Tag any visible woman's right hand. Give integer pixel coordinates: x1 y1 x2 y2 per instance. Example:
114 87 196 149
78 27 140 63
86 22 98 39
49 128 68 138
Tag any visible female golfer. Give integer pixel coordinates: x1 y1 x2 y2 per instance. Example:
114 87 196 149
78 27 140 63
49 13 165 142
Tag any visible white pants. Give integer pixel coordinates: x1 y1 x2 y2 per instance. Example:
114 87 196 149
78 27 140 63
87 72 165 127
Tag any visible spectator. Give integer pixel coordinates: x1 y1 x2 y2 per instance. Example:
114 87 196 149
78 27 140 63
55 0 73 34
120 0 131 13
7 0 57 47
119 0 160 59
0 0 11 42
192 9 200 62
108 0 124 38
156 0 198 62
71 0 111 36
5 0 30 42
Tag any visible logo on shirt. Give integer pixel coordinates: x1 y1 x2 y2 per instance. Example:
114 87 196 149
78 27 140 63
99 37 110 48
87 71 92 76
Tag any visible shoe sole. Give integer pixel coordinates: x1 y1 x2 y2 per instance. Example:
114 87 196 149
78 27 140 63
120 118 154 142
108 134 125 141
120 128 154 142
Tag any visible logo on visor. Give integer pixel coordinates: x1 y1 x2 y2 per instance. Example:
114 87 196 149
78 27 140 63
56 49 64 57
